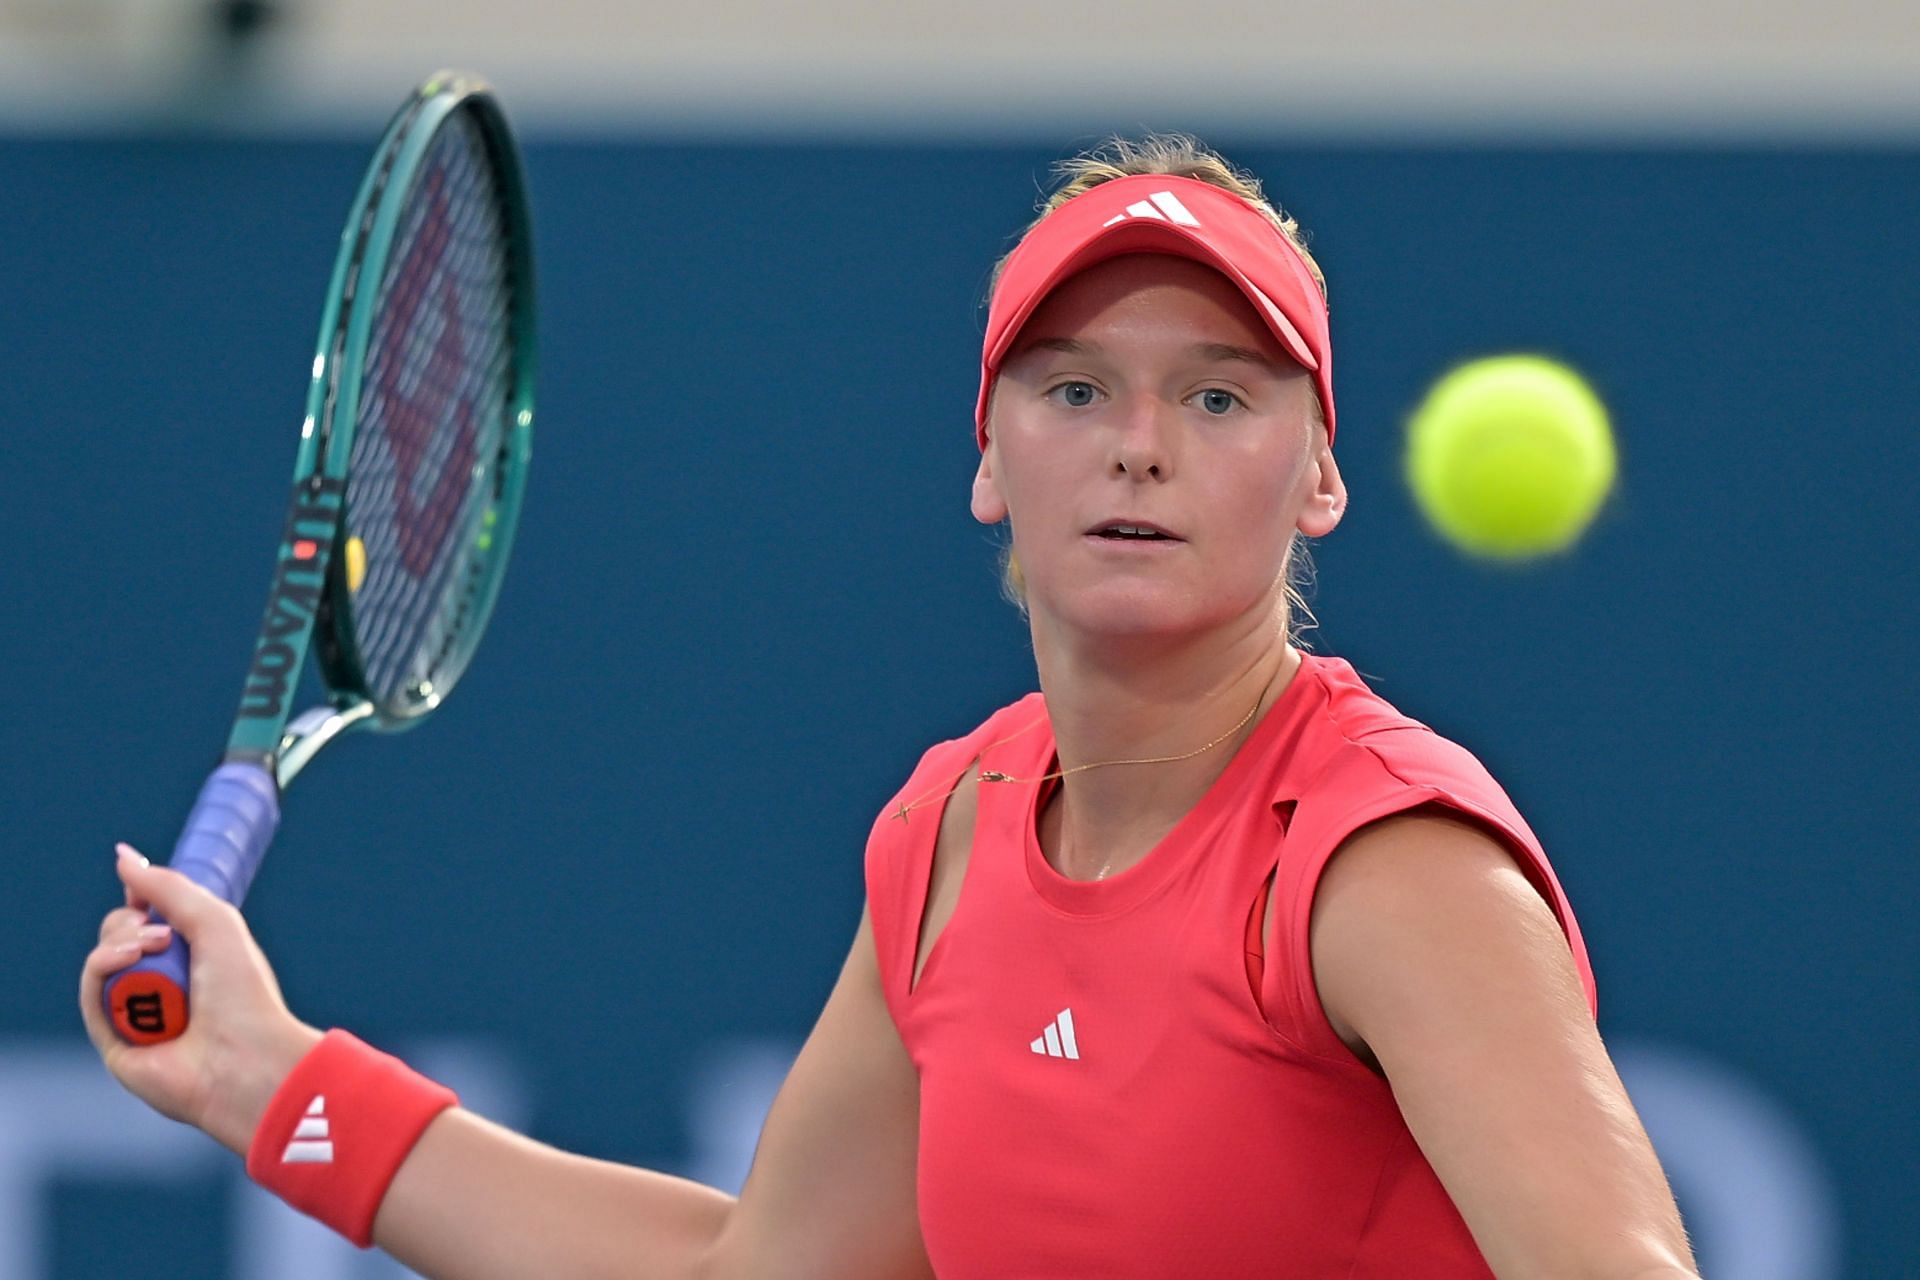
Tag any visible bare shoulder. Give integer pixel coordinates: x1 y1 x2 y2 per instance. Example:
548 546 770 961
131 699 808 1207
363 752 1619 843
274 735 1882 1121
1315 805 1563 932
1309 805 1585 1064
1306 812 1697 1276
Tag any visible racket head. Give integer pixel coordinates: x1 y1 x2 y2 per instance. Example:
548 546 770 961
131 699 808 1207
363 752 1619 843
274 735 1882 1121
303 69 536 731
110 71 536 1045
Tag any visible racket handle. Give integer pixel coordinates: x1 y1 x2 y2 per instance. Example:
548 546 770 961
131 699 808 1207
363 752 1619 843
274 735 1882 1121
104 762 281 1044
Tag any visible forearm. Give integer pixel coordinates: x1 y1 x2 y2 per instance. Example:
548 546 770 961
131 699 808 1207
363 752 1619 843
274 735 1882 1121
374 1107 735 1280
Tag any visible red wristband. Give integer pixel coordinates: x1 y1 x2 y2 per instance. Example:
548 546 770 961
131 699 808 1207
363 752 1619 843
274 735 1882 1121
245 1029 458 1247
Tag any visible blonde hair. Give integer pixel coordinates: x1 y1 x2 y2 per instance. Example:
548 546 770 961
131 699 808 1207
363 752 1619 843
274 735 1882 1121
988 134 1324 646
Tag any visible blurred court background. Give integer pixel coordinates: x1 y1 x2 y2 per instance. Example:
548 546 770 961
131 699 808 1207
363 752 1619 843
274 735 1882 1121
3 3 1916 1276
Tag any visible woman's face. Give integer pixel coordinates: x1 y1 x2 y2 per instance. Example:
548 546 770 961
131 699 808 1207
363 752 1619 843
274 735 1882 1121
974 253 1345 645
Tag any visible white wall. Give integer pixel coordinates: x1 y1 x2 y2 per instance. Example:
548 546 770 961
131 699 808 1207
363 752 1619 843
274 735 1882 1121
2 0 1916 136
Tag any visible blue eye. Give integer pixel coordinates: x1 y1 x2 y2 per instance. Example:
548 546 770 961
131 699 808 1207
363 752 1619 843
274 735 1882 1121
1052 381 1097 408
1197 389 1241 415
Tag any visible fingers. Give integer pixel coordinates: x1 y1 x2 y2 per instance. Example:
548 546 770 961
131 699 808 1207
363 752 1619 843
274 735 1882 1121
77 922 173 1055
96 919 174 955
87 893 175 983
114 843 152 913
90 911 173 988
94 843 171 974
98 905 147 944
78 939 119 1053
115 844 232 941
84 844 193 1054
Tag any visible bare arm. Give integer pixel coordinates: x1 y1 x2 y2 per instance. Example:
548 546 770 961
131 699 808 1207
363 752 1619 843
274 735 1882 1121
83 854 929 1280
1309 809 1699 1280
375 908 929 1280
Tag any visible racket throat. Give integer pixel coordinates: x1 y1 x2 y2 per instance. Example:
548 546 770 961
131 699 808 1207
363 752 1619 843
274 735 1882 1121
274 700 377 787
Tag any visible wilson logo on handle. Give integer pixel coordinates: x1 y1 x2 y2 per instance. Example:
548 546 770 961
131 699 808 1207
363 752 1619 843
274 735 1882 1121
109 968 188 1046
125 992 165 1034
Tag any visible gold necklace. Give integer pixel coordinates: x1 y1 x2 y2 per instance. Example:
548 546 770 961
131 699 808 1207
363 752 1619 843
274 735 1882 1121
1006 671 1276 881
975 684 1265 786
887 661 1285 835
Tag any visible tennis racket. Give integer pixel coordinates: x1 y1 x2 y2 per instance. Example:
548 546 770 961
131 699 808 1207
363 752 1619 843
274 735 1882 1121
104 70 537 1045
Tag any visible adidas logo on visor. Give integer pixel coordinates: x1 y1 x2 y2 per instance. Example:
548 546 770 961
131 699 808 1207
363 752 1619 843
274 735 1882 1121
1100 190 1202 229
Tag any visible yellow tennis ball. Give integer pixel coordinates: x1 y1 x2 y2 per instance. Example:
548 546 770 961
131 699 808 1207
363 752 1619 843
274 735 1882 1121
1405 355 1617 560
345 535 367 592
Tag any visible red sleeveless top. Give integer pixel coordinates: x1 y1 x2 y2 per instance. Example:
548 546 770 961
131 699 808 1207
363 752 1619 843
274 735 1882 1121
864 653 1596 1277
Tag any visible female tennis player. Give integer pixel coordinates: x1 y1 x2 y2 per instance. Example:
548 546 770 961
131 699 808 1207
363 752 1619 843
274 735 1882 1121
83 137 1699 1278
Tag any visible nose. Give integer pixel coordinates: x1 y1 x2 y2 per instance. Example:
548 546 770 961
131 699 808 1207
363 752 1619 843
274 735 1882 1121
1112 397 1175 481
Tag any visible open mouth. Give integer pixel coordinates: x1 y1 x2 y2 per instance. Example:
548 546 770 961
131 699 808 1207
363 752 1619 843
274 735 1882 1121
1090 521 1181 542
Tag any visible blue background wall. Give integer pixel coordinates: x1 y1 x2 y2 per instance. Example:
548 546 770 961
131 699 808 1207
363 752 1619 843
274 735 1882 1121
4 138 1916 1276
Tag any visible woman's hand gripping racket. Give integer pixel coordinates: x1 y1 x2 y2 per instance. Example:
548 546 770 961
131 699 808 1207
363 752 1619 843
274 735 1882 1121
103 70 537 1044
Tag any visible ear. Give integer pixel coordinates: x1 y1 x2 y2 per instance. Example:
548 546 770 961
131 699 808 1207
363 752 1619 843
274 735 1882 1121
1296 433 1347 538
971 437 1009 526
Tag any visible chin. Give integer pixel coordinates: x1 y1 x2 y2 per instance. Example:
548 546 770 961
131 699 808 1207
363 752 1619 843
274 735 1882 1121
1038 580 1235 643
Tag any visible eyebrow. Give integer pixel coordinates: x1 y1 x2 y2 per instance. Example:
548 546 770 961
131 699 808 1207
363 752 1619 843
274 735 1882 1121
1015 337 1091 358
1012 336 1289 374
1192 342 1289 372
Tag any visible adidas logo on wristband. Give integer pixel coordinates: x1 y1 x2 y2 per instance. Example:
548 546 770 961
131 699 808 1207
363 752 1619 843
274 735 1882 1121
282 1095 334 1164
247 1030 458 1247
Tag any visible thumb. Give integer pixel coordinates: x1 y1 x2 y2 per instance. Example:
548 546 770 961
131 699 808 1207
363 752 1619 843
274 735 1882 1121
116 844 234 940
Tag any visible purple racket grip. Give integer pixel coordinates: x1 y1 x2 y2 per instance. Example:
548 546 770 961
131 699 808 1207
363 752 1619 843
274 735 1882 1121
103 762 280 1044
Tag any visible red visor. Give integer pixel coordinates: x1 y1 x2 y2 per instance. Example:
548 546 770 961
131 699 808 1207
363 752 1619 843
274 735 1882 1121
977 173 1334 448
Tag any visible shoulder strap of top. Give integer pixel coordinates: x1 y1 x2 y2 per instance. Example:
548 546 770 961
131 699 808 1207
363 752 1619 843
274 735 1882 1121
1261 727 1597 1063
864 696 1045 1018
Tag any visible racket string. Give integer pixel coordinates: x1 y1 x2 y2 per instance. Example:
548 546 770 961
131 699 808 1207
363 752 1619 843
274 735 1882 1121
346 108 517 710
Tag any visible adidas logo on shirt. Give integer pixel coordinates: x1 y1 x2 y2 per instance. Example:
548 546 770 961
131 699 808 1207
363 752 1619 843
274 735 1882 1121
1029 1008 1081 1061
1100 190 1203 229
281 1095 334 1164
